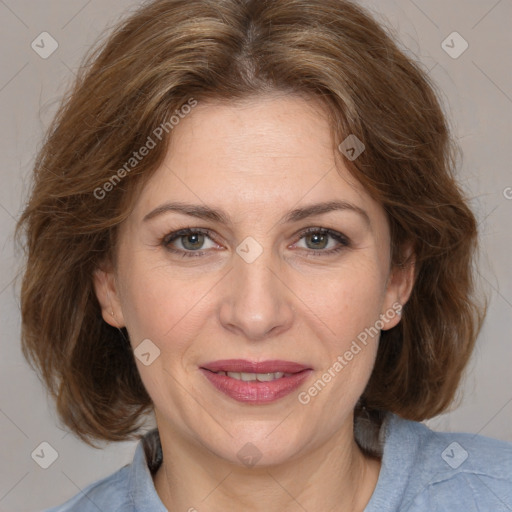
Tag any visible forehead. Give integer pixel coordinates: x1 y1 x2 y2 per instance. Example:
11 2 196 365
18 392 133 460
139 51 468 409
131 94 382 223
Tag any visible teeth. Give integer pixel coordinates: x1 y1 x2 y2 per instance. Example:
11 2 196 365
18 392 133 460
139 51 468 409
220 371 289 381
254 372 282 382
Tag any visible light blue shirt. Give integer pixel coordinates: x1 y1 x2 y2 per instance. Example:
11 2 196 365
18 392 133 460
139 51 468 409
43 412 512 511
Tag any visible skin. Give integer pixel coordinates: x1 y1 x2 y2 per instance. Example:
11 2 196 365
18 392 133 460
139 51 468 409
94 92 415 512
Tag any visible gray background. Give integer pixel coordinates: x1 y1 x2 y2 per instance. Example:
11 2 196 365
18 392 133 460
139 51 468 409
0 0 511 510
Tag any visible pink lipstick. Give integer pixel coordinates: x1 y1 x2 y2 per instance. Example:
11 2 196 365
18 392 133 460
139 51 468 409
199 359 312 404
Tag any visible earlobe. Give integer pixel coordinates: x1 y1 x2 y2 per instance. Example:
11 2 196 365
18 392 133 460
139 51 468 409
92 267 126 328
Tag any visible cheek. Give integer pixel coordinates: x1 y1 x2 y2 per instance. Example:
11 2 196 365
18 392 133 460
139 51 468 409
118 257 216 351
306 273 383 399
309 258 387 334
304 257 386 385
118 262 214 404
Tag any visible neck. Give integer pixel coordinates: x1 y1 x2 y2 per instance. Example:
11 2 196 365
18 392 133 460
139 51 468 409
152 416 381 512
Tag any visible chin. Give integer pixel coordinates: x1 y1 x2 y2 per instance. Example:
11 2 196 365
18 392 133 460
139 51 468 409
203 421 312 468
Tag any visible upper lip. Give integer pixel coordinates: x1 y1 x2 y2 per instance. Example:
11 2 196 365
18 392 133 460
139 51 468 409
200 359 312 374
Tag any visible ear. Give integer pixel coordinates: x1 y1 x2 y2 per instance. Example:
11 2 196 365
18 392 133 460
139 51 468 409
93 264 126 328
380 244 416 331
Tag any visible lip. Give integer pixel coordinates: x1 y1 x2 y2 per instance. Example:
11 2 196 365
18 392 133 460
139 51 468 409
199 359 313 404
201 359 311 374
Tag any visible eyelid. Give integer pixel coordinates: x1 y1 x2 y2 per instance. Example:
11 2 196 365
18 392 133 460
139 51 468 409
163 227 221 256
293 226 350 246
291 226 350 256
163 227 217 246
161 226 350 257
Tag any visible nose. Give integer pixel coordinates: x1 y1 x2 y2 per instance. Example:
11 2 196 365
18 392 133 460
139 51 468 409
218 246 295 341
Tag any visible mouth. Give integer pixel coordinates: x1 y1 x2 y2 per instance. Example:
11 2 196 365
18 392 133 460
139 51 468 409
205 370 295 382
199 359 313 403
200 359 312 374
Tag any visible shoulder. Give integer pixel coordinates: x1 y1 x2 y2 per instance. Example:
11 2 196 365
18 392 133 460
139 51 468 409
384 413 512 510
41 464 132 512
40 429 164 512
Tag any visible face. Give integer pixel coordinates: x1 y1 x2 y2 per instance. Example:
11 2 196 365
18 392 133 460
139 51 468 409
95 93 413 466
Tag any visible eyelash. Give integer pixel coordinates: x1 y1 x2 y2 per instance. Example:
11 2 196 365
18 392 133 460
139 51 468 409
162 227 350 258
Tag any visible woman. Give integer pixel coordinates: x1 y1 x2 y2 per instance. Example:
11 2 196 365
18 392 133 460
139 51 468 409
17 0 512 511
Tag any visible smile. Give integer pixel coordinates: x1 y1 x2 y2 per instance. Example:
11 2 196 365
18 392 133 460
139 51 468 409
211 371 294 381
199 360 313 404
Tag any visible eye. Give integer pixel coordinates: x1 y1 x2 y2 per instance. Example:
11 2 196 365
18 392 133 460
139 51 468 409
294 227 350 255
162 226 350 258
163 228 219 257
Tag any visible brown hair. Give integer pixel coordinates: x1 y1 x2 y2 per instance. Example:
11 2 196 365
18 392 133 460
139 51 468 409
16 0 485 447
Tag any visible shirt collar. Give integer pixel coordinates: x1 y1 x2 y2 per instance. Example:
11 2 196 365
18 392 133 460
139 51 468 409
128 428 167 512
126 412 413 512
363 412 420 512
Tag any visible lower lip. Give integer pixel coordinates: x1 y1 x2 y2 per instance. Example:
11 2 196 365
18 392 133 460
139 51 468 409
200 368 312 404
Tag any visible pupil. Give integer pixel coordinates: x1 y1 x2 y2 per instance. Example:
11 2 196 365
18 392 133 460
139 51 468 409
183 233 204 250
307 233 327 249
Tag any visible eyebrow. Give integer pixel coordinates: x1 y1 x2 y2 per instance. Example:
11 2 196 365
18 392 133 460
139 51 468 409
143 200 371 227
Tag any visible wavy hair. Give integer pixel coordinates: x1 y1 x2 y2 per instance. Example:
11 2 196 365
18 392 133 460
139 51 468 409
16 0 485 448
